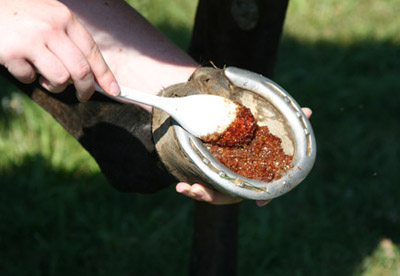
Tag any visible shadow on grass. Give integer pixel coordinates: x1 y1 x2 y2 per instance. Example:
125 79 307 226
1 33 400 275
0 154 193 276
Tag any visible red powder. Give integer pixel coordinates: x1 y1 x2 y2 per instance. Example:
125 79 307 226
201 103 257 147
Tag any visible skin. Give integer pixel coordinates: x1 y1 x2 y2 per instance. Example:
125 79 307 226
0 0 312 206
0 0 121 101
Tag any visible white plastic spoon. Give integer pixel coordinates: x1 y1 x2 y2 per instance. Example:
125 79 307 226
95 83 256 143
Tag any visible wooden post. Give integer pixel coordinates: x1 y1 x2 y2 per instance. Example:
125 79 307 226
189 0 289 77
190 203 239 276
188 1 289 275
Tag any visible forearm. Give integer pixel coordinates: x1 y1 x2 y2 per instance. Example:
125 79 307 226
61 0 198 112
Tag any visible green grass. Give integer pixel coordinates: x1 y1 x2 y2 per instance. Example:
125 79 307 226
1 0 400 275
127 0 197 49
358 239 400 276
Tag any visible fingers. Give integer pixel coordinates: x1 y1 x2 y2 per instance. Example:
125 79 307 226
5 59 36 84
46 34 94 101
302 107 312 119
176 183 271 207
0 0 118 102
35 20 119 101
41 15 119 101
38 76 69 93
31 45 71 93
65 15 120 98
256 200 272 207
176 182 243 205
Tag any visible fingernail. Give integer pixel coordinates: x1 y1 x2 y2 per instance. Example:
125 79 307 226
196 191 206 198
176 183 185 193
256 200 271 207
109 81 120 95
77 93 89 103
303 107 312 117
176 183 190 194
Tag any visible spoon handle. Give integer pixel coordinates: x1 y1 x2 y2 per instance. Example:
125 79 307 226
95 83 174 112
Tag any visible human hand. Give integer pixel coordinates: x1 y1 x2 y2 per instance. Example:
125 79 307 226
0 0 119 102
176 107 313 206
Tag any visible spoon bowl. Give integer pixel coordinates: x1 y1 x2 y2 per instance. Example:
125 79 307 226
96 83 255 142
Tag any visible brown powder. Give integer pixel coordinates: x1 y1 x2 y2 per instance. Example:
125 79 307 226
206 125 293 182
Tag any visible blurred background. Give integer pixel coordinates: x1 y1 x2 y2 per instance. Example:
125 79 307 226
1 0 399 275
